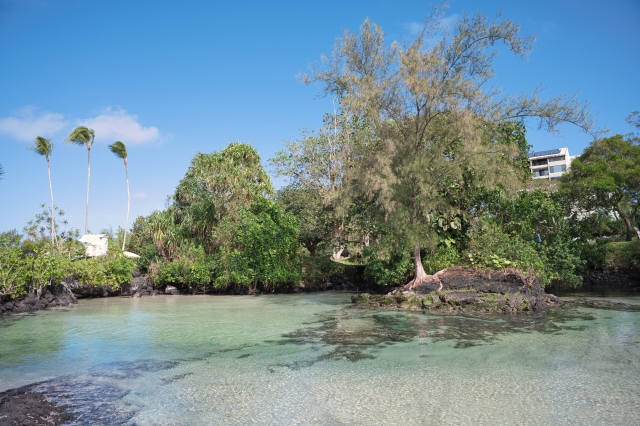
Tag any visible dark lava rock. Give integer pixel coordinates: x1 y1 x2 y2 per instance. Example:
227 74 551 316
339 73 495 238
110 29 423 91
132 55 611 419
0 282 77 316
120 276 159 297
581 299 640 311
0 388 75 426
352 267 563 313
66 275 161 299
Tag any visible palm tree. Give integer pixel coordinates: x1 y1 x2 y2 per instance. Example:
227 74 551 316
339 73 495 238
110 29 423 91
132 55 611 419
66 126 95 235
108 141 130 251
28 137 56 246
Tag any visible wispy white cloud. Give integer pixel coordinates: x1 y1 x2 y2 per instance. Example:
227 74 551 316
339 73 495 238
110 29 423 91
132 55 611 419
0 107 68 141
79 107 160 144
405 21 424 36
133 192 148 200
405 14 459 36
440 14 459 30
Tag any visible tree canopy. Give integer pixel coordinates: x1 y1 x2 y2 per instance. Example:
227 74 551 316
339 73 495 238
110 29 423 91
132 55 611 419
561 134 640 241
302 7 594 285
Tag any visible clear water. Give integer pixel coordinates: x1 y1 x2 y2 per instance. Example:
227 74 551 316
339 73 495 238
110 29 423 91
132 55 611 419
1 292 639 425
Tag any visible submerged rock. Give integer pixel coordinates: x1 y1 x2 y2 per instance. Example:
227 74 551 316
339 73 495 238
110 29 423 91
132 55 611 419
352 267 563 313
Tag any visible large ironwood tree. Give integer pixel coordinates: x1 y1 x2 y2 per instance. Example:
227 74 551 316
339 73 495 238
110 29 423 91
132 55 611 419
303 5 595 286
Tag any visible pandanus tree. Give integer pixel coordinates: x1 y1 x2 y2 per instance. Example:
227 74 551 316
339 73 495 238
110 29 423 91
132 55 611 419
65 126 95 235
108 141 130 250
27 137 56 246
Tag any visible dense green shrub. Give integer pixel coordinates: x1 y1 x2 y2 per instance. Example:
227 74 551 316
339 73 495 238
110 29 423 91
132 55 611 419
605 240 640 268
422 245 461 275
300 251 345 286
155 246 215 293
463 221 587 287
362 247 413 286
0 236 28 300
69 251 135 290
25 248 71 297
216 198 300 291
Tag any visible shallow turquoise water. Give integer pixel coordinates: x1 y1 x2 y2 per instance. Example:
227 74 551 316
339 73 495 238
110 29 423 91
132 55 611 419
1 292 639 425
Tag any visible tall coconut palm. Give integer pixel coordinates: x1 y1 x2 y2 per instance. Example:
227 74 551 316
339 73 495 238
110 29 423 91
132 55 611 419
28 137 56 246
108 141 130 250
65 126 95 235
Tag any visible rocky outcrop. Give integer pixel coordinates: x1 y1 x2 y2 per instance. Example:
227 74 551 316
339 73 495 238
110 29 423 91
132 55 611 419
164 285 180 295
1 276 162 316
352 267 563 313
581 267 640 290
65 276 161 298
0 282 77 315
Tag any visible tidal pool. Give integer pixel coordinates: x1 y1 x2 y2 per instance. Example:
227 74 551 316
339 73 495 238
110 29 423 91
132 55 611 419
1 292 639 425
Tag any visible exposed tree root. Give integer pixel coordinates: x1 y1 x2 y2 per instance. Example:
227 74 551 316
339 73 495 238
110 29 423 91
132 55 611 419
405 268 447 291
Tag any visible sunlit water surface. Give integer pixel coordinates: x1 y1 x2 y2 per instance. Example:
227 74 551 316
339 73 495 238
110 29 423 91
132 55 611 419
1 292 639 425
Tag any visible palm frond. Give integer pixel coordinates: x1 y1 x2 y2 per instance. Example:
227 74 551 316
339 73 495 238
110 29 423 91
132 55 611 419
28 136 53 157
65 126 95 147
0 163 3 180
108 141 128 159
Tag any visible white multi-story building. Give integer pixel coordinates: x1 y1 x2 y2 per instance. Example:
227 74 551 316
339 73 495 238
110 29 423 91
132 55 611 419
529 147 575 180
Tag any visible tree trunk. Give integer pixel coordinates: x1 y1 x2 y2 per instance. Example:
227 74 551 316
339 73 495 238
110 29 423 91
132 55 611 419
331 245 345 260
85 146 91 235
123 160 130 251
408 244 429 285
47 157 56 248
331 221 344 260
618 208 634 241
306 243 317 257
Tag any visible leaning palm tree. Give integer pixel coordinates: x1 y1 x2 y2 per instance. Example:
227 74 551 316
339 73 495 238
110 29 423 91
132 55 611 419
28 137 56 246
65 126 95 235
108 141 130 250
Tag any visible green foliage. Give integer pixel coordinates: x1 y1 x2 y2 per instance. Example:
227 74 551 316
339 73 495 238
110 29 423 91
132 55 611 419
28 137 53 158
0 235 28 299
604 240 640 269
276 185 333 256
362 247 413 286
65 126 95 148
23 204 83 257
464 221 585 287
464 222 548 281
216 198 300 291
108 141 127 160
299 251 345 285
69 251 135 290
422 245 461 275
24 249 71 296
155 245 215 292
561 134 640 241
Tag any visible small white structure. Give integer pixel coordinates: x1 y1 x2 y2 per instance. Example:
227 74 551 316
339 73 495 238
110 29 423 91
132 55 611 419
78 234 109 257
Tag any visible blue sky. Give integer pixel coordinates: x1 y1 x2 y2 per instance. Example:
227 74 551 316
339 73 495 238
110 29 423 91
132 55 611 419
1 0 638 235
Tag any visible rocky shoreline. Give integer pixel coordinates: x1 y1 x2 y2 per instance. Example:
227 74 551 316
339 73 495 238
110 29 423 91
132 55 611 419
352 267 563 313
2 266 638 317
